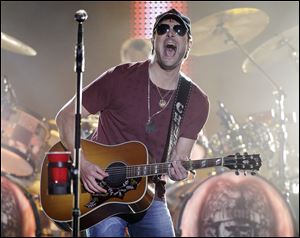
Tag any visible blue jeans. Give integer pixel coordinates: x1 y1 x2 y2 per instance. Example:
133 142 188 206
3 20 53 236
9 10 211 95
86 200 175 237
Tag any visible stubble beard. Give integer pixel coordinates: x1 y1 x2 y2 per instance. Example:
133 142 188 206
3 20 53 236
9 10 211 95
155 48 186 71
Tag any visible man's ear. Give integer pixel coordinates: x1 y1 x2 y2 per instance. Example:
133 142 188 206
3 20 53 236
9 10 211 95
188 36 193 51
151 38 155 55
184 36 193 59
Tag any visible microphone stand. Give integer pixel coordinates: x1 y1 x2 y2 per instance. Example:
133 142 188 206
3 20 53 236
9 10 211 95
72 9 88 237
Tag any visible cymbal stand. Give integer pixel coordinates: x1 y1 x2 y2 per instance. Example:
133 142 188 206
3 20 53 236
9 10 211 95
280 38 299 68
217 24 290 195
1 76 17 106
217 100 240 131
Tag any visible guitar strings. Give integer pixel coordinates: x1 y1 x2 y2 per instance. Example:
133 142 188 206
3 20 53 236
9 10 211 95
101 161 257 175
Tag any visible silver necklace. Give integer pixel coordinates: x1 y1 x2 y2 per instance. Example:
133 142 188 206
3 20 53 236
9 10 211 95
145 78 175 134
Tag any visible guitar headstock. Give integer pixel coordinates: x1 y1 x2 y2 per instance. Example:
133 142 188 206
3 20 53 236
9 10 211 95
223 153 262 175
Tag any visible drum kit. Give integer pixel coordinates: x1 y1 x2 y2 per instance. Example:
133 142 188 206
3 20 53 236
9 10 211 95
167 7 299 237
1 7 298 237
1 33 97 236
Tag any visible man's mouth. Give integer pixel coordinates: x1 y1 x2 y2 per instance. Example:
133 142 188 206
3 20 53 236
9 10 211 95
164 42 177 57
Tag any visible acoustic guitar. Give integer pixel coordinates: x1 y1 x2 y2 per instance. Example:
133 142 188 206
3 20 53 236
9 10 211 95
40 139 261 231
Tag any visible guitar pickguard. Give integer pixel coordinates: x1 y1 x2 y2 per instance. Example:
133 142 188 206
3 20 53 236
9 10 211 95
85 178 141 208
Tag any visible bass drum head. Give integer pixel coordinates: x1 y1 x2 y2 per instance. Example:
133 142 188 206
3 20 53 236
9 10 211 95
170 171 296 237
1 174 41 237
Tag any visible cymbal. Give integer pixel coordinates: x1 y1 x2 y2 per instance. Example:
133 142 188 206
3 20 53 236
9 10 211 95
1 32 37 56
191 8 269 56
242 25 299 73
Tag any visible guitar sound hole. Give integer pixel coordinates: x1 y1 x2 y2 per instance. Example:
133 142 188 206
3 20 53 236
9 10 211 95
103 162 127 188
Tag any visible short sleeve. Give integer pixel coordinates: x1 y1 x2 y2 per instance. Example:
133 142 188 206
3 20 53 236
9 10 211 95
180 85 209 140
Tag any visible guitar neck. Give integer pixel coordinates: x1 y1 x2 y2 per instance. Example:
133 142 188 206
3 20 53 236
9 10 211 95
126 157 223 178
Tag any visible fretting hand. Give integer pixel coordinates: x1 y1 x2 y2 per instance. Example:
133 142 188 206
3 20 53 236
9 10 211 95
168 156 189 181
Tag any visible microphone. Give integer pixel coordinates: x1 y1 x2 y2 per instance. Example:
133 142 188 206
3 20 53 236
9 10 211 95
75 9 88 22
74 9 87 72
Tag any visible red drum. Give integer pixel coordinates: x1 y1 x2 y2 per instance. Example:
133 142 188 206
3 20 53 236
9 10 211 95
1 174 41 237
1 106 49 179
167 171 296 237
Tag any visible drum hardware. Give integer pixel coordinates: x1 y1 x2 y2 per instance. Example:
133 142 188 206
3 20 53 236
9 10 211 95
217 101 240 131
203 16 296 198
47 114 99 145
211 102 252 158
81 114 99 138
1 76 17 107
247 110 297 125
47 119 61 147
231 22 298 224
238 27 298 196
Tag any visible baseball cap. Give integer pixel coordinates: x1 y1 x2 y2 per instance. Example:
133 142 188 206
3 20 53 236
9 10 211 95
153 8 191 36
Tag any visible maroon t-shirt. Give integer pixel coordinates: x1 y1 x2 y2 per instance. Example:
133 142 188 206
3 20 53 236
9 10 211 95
82 60 209 200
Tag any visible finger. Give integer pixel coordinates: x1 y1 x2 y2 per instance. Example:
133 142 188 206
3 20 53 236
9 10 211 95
88 177 107 193
178 162 188 177
95 167 109 177
168 167 178 181
175 161 185 180
82 180 94 194
92 171 108 181
85 179 97 193
172 161 181 176
173 161 188 180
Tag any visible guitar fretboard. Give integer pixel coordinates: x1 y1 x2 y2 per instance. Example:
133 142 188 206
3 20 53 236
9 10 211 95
126 158 223 178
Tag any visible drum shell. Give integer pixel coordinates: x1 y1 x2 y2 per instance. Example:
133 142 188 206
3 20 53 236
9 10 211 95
1 106 49 178
1 174 41 237
167 171 297 237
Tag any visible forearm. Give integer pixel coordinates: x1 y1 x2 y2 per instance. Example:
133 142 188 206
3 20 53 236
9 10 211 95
55 96 86 159
168 137 195 181
56 108 75 153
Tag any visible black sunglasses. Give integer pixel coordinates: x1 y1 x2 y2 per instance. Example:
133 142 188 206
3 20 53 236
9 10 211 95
156 24 187 37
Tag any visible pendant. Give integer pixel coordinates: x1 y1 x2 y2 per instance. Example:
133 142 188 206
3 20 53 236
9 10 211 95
145 120 156 134
159 99 167 108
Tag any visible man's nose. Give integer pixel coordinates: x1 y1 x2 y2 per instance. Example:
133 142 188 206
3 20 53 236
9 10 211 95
166 27 175 37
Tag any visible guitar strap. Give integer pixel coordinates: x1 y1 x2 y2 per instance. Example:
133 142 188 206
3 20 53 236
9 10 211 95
162 74 192 163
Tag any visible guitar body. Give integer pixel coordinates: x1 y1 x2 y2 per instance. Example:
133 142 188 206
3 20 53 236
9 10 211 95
40 139 155 231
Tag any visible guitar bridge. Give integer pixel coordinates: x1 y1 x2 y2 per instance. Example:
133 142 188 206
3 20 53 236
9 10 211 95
84 178 141 208
85 197 99 208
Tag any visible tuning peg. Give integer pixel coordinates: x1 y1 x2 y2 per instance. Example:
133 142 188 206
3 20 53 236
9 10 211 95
251 171 256 176
244 170 247 176
235 170 239 176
